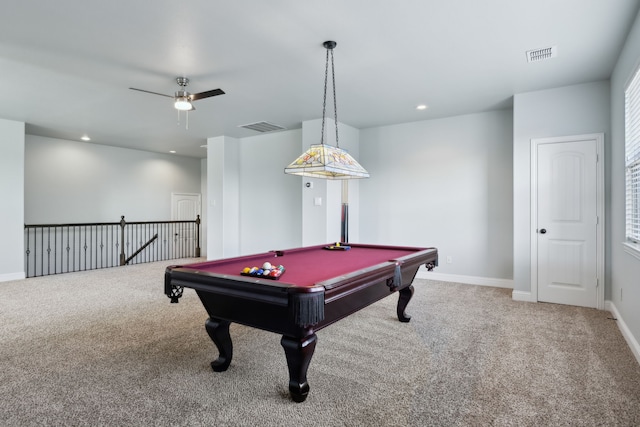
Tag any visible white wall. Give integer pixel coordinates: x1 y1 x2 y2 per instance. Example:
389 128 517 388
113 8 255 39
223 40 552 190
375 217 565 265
0 118 25 281
25 135 202 223
299 119 335 246
207 130 302 258
335 120 362 244
512 81 611 297
359 110 513 281
610 8 640 359
201 158 208 257
206 136 240 259
239 130 302 253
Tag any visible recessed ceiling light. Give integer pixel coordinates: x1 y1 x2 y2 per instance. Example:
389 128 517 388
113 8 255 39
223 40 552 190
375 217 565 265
416 104 428 110
81 135 91 141
169 150 176 154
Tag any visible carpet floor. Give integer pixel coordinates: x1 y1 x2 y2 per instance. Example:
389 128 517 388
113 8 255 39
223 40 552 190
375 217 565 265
1 260 639 426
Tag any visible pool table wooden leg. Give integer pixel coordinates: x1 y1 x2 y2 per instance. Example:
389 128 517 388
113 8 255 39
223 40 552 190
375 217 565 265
280 333 317 403
205 318 233 372
397 285 414 322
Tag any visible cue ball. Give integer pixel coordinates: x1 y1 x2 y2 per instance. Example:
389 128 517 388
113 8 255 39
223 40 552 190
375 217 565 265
263 262 272 270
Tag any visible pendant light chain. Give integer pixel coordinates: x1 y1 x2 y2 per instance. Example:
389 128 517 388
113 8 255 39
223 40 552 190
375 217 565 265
320 45 339 147
320 47 329 146
331 48 339 148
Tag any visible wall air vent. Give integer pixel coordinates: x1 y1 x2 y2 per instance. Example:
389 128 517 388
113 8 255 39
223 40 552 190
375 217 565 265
239 121 286 133
526 46 558 63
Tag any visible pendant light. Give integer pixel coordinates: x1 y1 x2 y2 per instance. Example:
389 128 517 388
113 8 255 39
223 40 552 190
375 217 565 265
285 41 369 179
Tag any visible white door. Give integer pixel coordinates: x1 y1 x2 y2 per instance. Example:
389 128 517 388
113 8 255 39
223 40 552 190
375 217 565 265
171 193 201 221
534 135 603 308
171 193 202 256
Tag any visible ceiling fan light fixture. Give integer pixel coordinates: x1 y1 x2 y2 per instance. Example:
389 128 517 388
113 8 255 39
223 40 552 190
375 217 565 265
129 77 223 115
174 96 193 111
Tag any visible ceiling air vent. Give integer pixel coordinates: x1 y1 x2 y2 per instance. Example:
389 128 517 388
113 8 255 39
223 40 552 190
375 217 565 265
526 46 558 63
239 121 286 133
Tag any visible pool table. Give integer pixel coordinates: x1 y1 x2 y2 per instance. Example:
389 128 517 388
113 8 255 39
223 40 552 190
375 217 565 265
165 243 438 402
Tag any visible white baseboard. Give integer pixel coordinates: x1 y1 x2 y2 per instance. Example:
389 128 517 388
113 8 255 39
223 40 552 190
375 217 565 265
606 301 640 366
511 290 537 302
417 270 513 288
0 271 26 282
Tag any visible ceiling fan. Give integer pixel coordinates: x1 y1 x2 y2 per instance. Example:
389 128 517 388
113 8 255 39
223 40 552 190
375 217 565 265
129 77 225 111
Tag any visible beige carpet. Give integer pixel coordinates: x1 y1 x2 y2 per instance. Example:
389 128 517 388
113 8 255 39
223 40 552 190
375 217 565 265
1 260 639 426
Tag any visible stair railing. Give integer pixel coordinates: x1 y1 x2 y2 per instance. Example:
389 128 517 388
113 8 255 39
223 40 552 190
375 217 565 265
24 215 201 278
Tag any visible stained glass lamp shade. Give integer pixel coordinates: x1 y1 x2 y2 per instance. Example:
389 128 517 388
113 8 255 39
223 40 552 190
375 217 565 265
284 144 369 179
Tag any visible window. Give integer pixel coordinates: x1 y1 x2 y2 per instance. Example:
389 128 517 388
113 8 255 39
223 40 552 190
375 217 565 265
626 66 640 245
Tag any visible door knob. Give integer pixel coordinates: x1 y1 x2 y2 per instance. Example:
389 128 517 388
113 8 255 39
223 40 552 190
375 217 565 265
539 229 547 234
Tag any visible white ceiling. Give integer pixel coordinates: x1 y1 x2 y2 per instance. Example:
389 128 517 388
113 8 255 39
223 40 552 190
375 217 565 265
1 0 638 158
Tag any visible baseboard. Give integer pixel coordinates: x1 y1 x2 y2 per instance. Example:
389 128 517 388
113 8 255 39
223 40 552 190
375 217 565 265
416 270 513 288
511 290 537 302
0 271 26 282
606 301 640 366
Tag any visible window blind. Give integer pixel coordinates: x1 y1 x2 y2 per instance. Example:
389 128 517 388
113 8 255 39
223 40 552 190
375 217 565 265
625 66 640 243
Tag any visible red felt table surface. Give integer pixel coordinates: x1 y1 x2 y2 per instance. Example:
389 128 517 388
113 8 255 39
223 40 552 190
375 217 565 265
180 244 426 288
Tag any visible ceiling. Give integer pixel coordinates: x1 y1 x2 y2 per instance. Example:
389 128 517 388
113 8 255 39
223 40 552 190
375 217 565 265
1 1 639 158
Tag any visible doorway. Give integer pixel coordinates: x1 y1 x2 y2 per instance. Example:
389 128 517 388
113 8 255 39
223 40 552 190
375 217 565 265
171 193 202 257
530 134 605 309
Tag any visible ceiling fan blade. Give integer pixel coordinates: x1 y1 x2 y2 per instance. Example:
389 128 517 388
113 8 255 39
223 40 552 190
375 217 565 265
190 88 225 101
129 87 173 98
